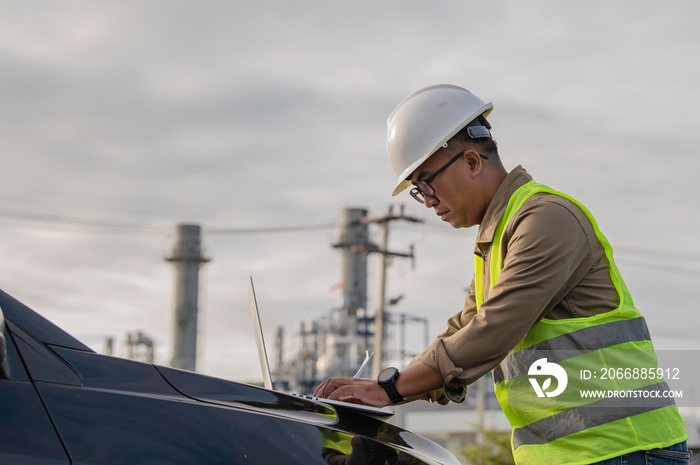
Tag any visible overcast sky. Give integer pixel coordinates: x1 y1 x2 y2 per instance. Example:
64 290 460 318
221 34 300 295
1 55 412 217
1 1 699 383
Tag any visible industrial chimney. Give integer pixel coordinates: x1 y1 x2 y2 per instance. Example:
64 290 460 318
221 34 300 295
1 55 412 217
166 224 210 372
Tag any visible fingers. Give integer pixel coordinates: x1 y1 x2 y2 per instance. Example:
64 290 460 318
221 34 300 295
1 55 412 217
313 379 327 398
327 384 356 402
314 377 391 407
314 377 354 398
314 377 336 398
328 387 367 404
326 379 390 407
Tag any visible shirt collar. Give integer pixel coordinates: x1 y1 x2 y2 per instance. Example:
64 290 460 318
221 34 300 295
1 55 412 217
476 165 532 244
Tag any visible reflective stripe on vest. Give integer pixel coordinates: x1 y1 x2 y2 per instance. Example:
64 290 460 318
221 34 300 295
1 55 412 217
512 381 676 449
475 180 687 465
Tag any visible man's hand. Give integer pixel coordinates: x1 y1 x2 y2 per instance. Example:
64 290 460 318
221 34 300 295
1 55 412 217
314 377 390 407
315 362 444 407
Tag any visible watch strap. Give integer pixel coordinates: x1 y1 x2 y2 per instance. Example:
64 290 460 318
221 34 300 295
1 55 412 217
380 380 406 404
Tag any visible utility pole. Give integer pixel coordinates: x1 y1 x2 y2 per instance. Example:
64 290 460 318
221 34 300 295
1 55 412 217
166 224 210 372
274 326 284 380
364 205 422 378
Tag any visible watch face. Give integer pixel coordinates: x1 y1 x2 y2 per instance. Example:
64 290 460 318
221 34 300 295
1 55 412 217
377 367 398 384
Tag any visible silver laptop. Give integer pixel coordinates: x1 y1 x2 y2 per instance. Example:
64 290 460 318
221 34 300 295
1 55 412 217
248 276 394 417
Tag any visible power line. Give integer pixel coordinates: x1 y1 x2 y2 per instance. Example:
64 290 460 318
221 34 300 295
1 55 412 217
0 207 339 237
0 208 170 235
614 245 700 263
206 223 338 235
615 256 700 276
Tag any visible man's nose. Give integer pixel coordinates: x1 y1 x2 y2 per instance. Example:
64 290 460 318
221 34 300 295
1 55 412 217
424 194 438 208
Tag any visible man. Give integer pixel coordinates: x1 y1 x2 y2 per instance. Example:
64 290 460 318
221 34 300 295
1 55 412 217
315 84 690 464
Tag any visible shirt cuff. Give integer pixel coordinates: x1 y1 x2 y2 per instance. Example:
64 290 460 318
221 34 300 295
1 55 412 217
421 339 467 404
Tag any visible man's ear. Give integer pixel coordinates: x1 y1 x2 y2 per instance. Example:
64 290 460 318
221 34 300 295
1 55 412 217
464 150 484 177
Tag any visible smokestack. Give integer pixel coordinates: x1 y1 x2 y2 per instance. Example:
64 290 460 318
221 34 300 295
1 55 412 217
167 224 210 372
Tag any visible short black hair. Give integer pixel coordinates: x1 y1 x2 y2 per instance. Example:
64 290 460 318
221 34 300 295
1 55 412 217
450 115 500 160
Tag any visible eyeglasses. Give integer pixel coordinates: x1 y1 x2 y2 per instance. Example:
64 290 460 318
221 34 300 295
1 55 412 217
409 151 488 204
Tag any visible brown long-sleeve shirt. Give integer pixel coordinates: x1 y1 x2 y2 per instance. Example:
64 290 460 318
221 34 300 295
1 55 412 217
414 165 620 403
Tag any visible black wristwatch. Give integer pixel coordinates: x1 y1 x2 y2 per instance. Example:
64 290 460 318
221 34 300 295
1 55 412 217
377 367 406 404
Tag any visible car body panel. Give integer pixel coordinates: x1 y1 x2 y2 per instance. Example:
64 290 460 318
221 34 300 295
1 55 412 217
0 380 71 464
9 322 82 386
158 364 460 464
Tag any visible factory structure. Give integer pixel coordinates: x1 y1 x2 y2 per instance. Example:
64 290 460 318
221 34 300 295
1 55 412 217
160 207 431 389
166 223 210 372
271 206 429 393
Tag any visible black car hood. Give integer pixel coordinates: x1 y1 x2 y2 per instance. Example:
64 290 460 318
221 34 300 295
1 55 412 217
157 365 341 426
157 366 460 465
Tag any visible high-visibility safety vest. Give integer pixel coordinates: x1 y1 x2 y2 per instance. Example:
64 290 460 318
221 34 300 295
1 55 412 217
475 180 687 465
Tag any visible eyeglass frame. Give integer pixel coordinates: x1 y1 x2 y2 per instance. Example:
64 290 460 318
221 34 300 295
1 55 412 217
409 150 489 204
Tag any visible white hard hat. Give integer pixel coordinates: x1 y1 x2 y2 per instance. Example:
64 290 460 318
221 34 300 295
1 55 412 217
387 84 493 196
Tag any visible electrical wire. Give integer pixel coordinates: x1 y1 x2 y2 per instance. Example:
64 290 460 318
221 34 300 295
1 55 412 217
614 245 700 263
206 223 338 235
651 327 700 338
0 208 170 235
0 207 337 236
615 255 700 276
